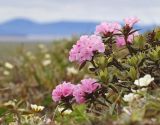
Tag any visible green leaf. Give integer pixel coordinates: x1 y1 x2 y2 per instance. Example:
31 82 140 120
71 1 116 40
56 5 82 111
5 113 14 123
42 95 53 106
133 35 146 49
109 103 116 115
99 69 109 82
127 67 137 80
155 31 160 40
0 107 7 116
131 107 145 122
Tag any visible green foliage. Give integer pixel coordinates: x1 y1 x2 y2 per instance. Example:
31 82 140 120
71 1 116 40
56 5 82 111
0 107 7 117
55 105 90 125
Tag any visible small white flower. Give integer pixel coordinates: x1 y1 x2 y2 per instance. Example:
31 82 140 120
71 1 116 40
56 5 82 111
4 62 14 69
3 70 10 76
123 93 139 102
38 44 45 49
44 54 51 59
26 51 36 60
134 74 154 87
31 104 44 112
42 59 51 66
26 51 32 56
57 107 72 115
67 67 78 75
38 44 48 53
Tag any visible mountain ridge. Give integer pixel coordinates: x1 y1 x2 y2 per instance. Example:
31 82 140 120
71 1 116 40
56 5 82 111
0 18 156 36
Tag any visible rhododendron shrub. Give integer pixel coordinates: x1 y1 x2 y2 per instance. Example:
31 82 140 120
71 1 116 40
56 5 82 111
52 17 160 115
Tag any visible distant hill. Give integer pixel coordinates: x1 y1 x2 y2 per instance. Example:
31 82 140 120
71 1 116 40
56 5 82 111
0 18 156 37
0 19 98 36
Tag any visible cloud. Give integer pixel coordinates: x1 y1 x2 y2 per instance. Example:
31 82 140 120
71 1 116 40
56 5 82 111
0 0 160 24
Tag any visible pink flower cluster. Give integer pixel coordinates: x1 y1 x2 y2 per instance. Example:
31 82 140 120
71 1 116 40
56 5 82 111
52 78 101 103
116 31 139 47
115 17 139 46
94 17 139 47
69 35 105 64
73 78 101 103
95 22 121 36
124 17 139 28
52 82 75 102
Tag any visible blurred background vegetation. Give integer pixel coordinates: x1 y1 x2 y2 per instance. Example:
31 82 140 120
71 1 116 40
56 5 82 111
0 38 90 122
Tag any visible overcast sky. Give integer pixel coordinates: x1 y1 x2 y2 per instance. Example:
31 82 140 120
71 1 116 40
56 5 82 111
0 0 160 24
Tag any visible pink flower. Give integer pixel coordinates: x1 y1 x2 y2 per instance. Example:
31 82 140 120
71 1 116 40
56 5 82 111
73 84 86 103
124 17 139 27
52 82 75 102
81 78 101 94
69 35 105 64
95 22 121 36
73 78 101 103
116 31 139 47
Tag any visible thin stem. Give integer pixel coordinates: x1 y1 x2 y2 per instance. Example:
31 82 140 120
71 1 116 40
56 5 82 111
96 99 109 107
52 105 58 122
124 34 136 56
112 58 126 71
